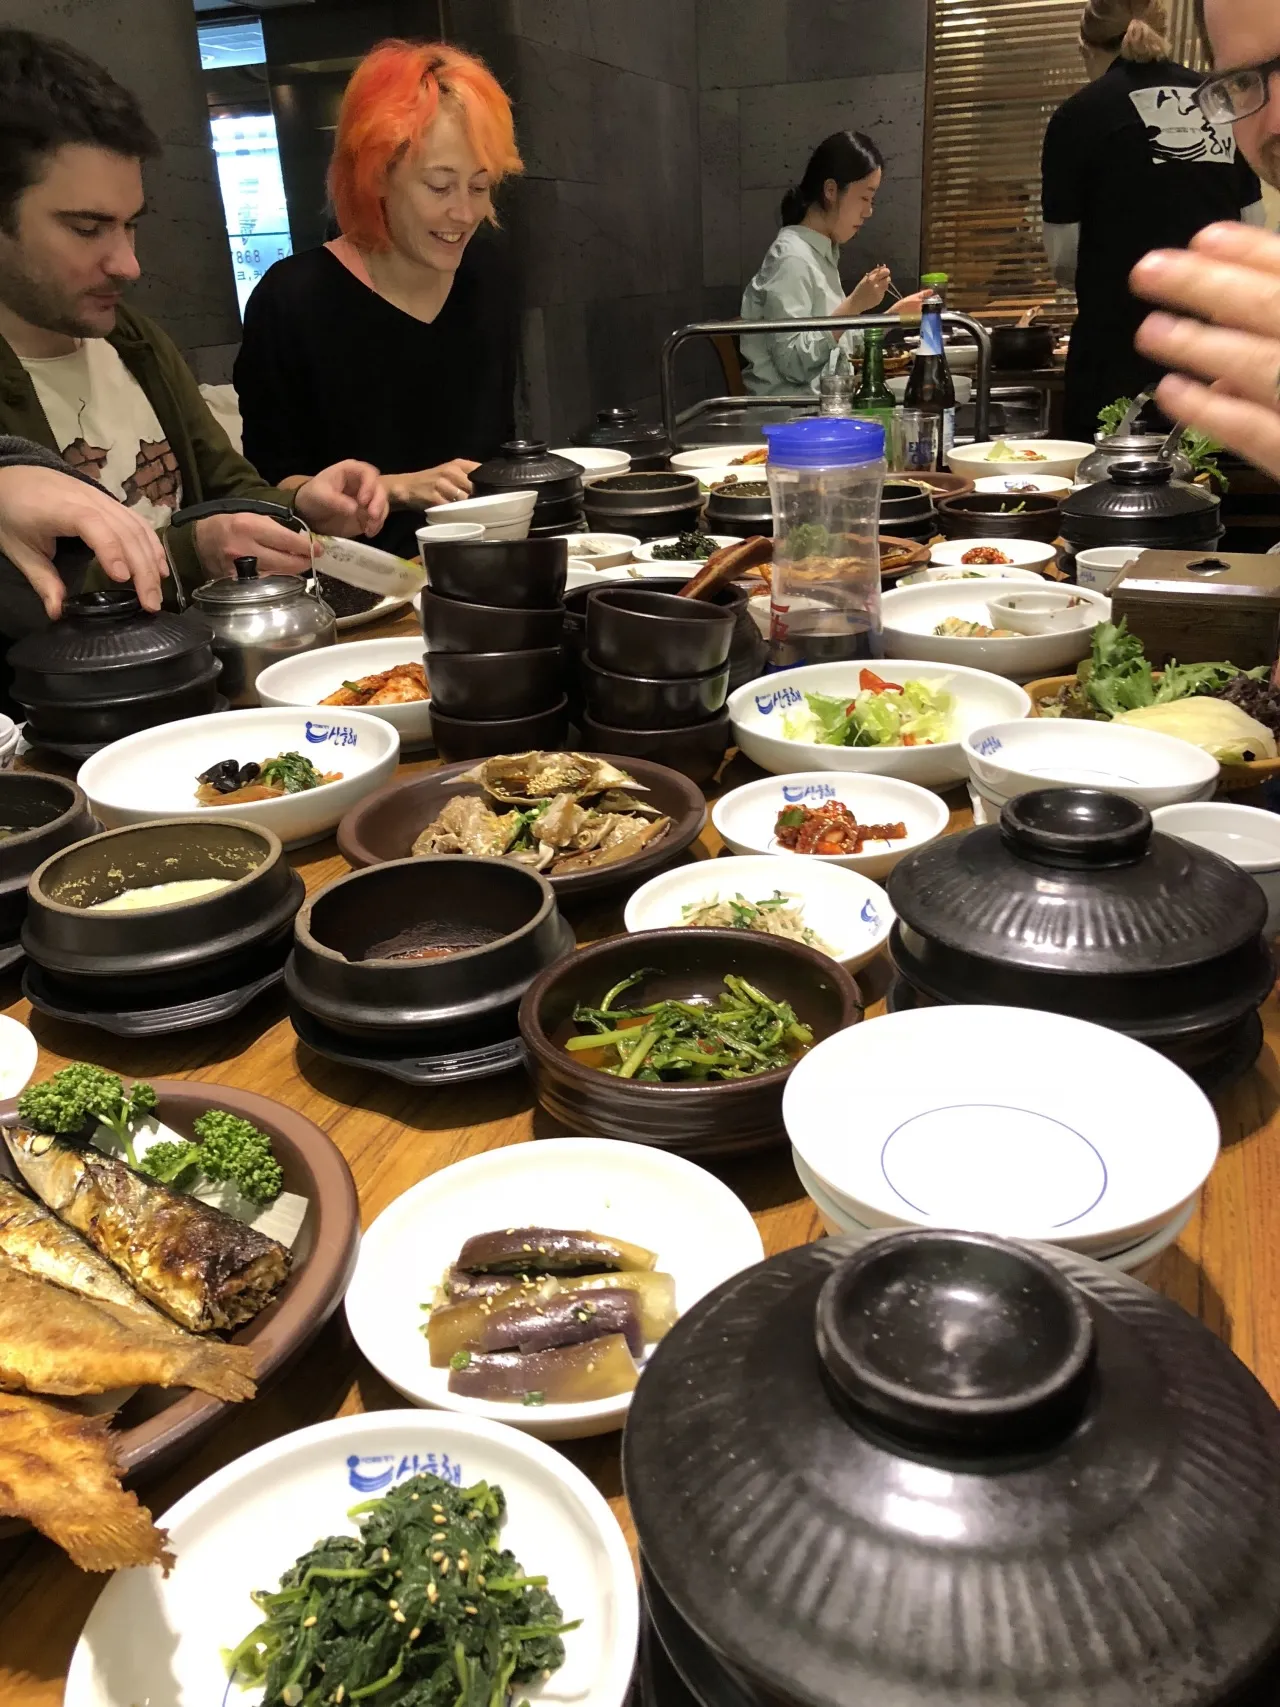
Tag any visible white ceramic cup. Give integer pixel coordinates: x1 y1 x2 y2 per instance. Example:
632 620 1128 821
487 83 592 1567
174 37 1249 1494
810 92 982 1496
1075 546 1140 593
416 521 486 571
987 588 1100 636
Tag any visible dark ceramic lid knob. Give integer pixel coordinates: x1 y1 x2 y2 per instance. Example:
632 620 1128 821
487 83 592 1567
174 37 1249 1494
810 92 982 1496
999 788 1152 869
64 588 143 621
816 1230 1095 1451
1109 458 1173 486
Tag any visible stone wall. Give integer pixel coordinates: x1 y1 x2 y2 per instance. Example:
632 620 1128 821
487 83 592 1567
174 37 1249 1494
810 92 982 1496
699 0 929 306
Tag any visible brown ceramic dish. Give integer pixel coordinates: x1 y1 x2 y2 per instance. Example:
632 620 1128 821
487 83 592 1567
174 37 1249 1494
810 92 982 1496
0 1078 359 1505
420 537 568 609
582 472 704 541
519 928 862 1156
338 753 708 898
0 772 97 953
578 709 731 786
426 647 565 720
583 657 729 729
428 697 570 764
936 492 1062 544
586 587 734 678
878 536 933 584
421 588 564 655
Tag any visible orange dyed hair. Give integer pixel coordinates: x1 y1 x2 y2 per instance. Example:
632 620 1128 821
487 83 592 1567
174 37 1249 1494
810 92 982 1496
328 40 523 251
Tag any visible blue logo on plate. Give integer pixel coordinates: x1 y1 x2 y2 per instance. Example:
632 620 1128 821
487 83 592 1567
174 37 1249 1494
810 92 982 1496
782 782 836 803
306 720 358 748
346 1452 463 1494
861 900 880 927
755 686 802 715
976 735 1003 756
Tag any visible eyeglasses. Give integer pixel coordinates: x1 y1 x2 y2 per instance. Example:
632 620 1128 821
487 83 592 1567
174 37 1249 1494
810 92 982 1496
1196 55 1280 125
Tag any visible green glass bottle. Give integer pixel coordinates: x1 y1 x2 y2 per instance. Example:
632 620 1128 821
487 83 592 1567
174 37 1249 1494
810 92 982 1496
851 328 896 434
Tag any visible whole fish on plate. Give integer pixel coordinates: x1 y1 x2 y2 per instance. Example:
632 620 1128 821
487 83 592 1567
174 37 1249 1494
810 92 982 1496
0 1390 172 1572
0 1176 172 1326
2 1124 291 1333
0 1258 257 1401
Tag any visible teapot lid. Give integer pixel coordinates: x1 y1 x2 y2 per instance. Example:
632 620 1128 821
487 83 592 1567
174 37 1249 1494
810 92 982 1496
624 1228 1280 1707
6 588 212 674
193 573 314 610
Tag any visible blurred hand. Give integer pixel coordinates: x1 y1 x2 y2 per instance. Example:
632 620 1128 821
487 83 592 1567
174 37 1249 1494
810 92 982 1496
1132 223 1280 482
192 510 313 579
292 459 388 539
842 266 893 316
386 460 480 508
0 464 168 618
892 289 931 319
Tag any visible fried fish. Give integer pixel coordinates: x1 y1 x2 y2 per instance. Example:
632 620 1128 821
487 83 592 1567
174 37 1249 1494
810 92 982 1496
3 1125 291 1333
0 1390 172 1572
0 1177 172 1328
0 1259 257 1400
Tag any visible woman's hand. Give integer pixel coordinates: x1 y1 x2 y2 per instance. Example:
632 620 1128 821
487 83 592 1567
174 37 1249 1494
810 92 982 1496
891 289 931 319
0 464 168 619
293 459 388 538
384 460 481 508
1131 223 1280 483
840 266 893 316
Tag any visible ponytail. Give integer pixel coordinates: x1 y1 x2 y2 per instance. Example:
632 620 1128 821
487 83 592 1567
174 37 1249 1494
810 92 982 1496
1119 14 1170 60
1079 0 1170 63
778 130 884 226
779 184 808 225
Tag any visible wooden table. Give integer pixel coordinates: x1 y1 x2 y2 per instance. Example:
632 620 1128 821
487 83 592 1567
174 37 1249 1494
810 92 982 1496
1 612 1278 1703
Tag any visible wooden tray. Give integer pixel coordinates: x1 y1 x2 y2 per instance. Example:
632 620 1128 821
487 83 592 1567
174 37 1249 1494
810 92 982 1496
0 1079 360 1510
1024 674 1280 793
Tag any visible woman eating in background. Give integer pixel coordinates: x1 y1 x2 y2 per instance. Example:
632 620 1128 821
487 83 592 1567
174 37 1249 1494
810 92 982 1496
234 41 523 558
740 131 928 397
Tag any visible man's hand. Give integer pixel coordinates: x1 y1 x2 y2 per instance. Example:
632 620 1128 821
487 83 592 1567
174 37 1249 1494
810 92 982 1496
191 511 313 579
0 464 168 619
292 459 388 539
385 459 480 508
1132 223 1280 481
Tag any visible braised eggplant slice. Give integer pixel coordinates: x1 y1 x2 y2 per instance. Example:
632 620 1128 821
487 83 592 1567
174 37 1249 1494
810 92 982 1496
480 1287 642 1357
455 1226 657 1275
439 1266 519 1302
428 1269 678 1366
447 1333 639 1404
559 1270 678 1339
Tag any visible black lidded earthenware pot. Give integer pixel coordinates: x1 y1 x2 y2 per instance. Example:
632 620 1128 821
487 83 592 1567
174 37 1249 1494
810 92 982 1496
582 472 703 541
0 773 97 954
887 789 1273 1055
471 439 584 531
571 405 670 471
877 478 937 543
286 855 573 1046
1061 458 1222 555
704 479 772 540
625 1226 1280 1707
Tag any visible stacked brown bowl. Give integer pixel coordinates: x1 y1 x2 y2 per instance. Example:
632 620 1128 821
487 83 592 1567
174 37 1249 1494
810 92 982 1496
420 537 570 761
579 588 734 785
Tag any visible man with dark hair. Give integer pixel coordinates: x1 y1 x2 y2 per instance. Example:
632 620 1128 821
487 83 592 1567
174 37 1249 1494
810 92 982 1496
0 29 386 630
1129 0 1280 483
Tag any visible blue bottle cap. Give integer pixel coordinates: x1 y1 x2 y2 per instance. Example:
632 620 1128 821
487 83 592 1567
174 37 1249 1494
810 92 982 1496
762 417 886 468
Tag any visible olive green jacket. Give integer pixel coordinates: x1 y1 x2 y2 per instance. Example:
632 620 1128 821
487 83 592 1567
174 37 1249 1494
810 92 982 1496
0 304 292 619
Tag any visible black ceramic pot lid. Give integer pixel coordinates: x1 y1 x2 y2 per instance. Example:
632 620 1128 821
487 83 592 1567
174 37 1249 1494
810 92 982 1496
6 589 213 676
471 440 583 506
1061 458 1220 549
572 406 670 458
624 1228 1280 1707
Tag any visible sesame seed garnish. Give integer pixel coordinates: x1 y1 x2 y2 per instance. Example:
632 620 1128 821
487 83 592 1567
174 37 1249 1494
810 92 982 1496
303 1616 317 1628
432 1551 444 1563
392 1609 406 1624
427 1582 439 1604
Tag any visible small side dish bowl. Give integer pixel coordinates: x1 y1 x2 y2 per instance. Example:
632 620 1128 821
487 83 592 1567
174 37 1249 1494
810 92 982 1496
973 474 1074 497
578 708 731 786
548 531 638 568
551 447 632 475
712 771 951 880
519 928 863 1157
965 718 1220 813
344 1137 764 1440
947 440 1095 480
421 536 567 608
583 657 729 730
427 646 564 721
899 564 1044 587
935 492 1064 544
928 537 1057 574
729 659 1031 790
1152 801 1280 937
254 637 433 749
420 587 565 654
77 708 400 850
624 854 893 972
428 696 570 764
1075 546 1142 593
880 580 1108 680
586 586 735 678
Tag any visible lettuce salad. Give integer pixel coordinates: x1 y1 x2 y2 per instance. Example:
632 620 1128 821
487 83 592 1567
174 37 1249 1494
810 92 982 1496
782 669 956 748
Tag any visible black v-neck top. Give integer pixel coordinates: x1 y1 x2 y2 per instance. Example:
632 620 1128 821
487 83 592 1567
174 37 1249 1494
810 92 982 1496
234 234 517 557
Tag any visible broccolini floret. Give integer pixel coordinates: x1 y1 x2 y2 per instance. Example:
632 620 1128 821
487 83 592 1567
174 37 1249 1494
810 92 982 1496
134 1138 202 1190
191 1109 284 1203
17 1064 157 1165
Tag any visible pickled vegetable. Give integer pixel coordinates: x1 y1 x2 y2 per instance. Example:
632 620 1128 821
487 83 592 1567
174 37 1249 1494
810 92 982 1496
456 1226 657 1275
447 1333 639 1404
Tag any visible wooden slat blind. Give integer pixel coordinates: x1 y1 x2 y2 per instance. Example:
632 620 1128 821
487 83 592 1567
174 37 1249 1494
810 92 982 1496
922 0 1208 314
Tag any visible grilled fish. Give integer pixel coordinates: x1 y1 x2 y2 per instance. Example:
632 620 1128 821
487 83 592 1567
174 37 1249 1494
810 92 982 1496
0 1258 257 1400
0 1390 172 1572
0 1177 173 1328
3 1124 291 1333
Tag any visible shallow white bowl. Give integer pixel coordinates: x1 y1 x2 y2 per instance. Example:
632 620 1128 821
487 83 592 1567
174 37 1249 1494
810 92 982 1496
0 1015 37 1099
899 564 1044 587
254 636 432 749
947 439 1095 480
888 374 973 405
552 445 631 474
928 537 1057 574
426 490 537 538
79 706 400 850
334 592 415 632
551 531 639 569
965 717 1220 812
669 445 762 471
623 852 893 970
65 1410 638 1707
633 534 738 572
344 1138 763 1441
881 580 1108 681
973 474 1073 497
1075 545 1141 593
791 1147 1198 1281
711 771 949 881
728 658 1031 790
784 1004 1219 1254
1153 801 1280 937
416 521 486 546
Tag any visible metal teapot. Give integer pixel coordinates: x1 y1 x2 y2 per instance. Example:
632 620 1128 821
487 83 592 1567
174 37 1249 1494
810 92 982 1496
171 498 336 707
1076 397 1194 485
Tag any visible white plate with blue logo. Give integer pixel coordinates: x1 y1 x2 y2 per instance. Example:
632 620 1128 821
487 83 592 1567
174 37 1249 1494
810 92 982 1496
711 771 951 880
65 1410 638 1707
623 853 893 971
784 1004 1220 1256
344 1138 764 1440
76 707 401 850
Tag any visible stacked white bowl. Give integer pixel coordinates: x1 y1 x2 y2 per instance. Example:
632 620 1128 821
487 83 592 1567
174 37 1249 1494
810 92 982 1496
784 1005 1218 1284
963 717 1219 815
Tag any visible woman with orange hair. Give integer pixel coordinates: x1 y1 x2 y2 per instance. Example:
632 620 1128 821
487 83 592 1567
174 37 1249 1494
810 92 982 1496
234 40 523 556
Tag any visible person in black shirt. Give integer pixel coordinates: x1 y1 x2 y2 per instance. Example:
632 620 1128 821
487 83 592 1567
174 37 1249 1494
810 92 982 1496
234 40 523 559
1041 0 1264 442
